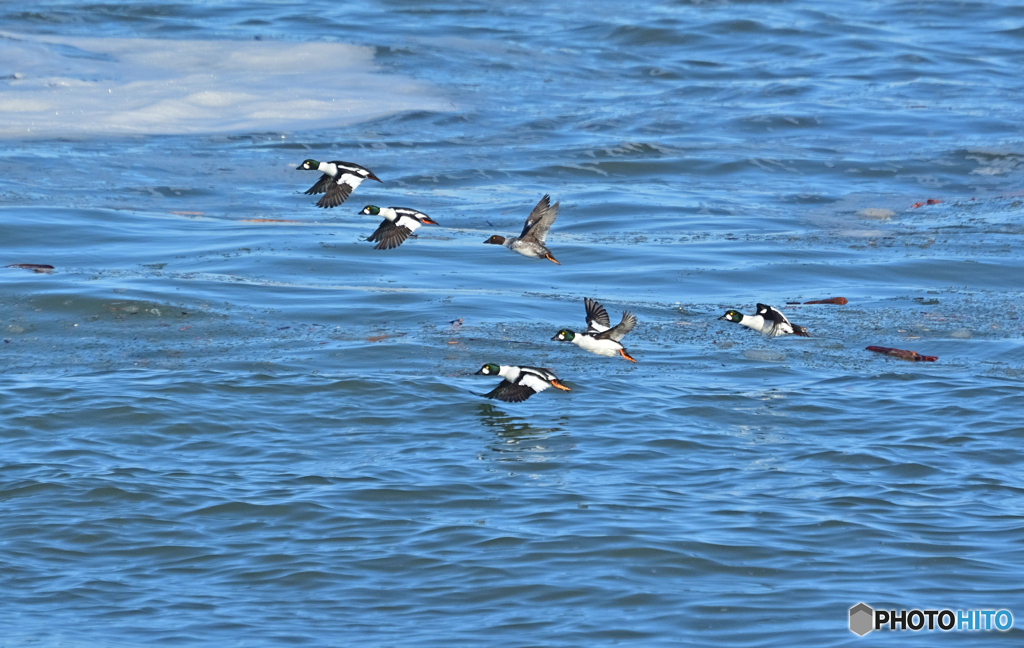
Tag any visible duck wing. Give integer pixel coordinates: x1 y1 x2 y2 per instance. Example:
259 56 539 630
584 297 611 333
367 220 411 250
484 379 537 403
595 310 637 341
518 194 559 245
393 207 427 222
316 179 354 208
756 303 790 337
305 174 334 196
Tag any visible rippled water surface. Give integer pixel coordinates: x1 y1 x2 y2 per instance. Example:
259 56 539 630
2 1 1024 646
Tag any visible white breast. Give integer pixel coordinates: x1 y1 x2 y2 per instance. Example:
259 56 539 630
497 365 521 382
740 314 770 334
509 240 542 257
573 334 620 357
742 314 794 337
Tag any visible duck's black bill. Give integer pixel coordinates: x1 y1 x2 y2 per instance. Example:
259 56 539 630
474 368 488 375
550 334 562 341
296 164 306 170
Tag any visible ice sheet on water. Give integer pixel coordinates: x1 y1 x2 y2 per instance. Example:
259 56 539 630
0 32 447 137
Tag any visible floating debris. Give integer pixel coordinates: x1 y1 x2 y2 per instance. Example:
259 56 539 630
804 297 848 305
5 263 55 273
911 199 942 208
866 346 937 362
366 333 407 343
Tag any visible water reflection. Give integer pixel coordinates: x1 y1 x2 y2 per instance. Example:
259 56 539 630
475 403 568 460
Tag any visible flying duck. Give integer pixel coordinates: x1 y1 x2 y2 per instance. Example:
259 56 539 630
719 303 810 338
552 297 637 362
474 363 571 402
359 206 438 250
297 159 381 208
484 194 561 264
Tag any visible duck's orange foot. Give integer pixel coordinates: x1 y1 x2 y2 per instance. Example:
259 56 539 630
545 253 561 265
619 348 636 363
550 379 571 391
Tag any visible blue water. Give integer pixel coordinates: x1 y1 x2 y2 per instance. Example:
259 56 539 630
2 1 1023 646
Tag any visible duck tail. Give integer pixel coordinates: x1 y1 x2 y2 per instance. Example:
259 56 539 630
550 379 571 391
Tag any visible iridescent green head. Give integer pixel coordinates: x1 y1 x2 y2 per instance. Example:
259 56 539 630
719 310 744 323
297 159 320 170
475 363 501 375
551 329 575 342
360 205 380 216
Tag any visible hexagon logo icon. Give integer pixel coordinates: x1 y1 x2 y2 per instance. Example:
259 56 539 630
850 603 874 636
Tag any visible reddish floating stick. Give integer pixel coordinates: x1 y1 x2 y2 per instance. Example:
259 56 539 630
5 263 55 272
865 346 938 362
804 297 848 305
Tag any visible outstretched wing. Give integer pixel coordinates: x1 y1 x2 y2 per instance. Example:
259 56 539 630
367 220 411 250
485 379 537 403
595 310 637 341
584 297 611 333
316 180 353 208
305 174 334 196
519 194 559 245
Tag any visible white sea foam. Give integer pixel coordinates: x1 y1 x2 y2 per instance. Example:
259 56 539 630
0 32 447 137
